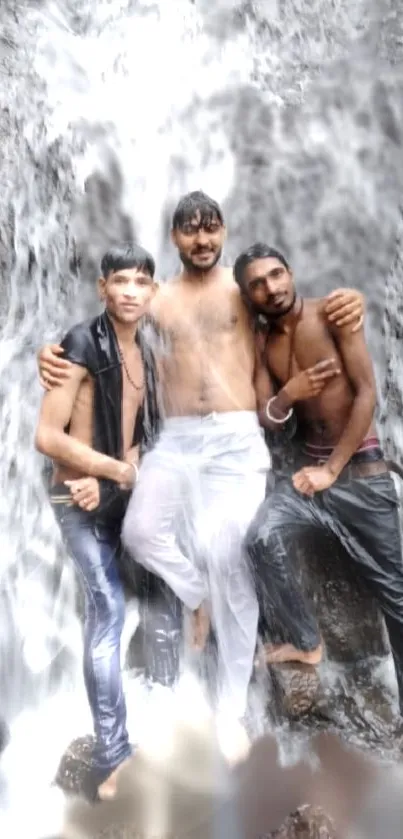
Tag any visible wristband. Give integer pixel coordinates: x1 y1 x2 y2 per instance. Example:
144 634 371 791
265 396 293 424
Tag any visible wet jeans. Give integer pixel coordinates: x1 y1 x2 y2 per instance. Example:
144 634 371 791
246 465 403 712
52 501 131 778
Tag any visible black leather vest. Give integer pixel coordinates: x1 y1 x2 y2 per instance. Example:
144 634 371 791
59 310 161 521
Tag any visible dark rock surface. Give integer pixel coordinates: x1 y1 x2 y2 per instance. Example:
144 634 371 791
381 210 403 475
270 806 336 839
298 531 389 663
55 735 98 802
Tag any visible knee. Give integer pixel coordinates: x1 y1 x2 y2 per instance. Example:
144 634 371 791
244 499 274 552
86 587 126 635
121 508 153 558
244 519 273 565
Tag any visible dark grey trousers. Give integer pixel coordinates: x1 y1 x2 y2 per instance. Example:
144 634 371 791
246 466 403 711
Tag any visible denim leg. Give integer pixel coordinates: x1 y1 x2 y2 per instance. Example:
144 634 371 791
117 550 183 688
54 506 131 776
246 481 321 652
324 473 403 712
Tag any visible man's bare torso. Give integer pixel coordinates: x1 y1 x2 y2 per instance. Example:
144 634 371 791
264 298 376 446
152 267 256 417
53 344 144 484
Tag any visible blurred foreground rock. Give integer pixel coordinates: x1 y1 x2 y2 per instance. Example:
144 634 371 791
270 806 336 839
55 737 337 839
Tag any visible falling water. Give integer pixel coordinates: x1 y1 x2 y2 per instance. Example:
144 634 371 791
1 0 403 835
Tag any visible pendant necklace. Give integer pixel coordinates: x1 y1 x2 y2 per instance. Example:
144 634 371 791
118 343 144 391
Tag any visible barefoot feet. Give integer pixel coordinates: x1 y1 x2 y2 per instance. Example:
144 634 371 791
97 756 132 801
255 642 323 667
190 602 210 651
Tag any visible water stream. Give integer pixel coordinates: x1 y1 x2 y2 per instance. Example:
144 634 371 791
0 0 403 835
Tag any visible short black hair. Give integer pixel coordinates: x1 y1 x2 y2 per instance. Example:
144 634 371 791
100 243 155 280
233 243 290 290
172 190 224 230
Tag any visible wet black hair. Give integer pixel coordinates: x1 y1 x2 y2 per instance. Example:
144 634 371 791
172 190 224 230
233 243 290 290
100 243 155 280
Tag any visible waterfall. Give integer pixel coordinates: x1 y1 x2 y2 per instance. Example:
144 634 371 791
1 0 403 834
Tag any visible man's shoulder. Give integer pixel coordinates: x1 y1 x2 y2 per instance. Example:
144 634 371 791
61 315 96 340
60 315 99 368
301 297 329 324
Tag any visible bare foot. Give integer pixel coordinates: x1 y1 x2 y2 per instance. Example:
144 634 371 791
97 756 131 801
255 642 323 667
190 602 210 651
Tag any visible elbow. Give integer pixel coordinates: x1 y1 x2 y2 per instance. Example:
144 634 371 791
35 425 55 457
257 409 268 429
364 384 376 410
257 408 284 434
357 384 376 416
258 409 274 432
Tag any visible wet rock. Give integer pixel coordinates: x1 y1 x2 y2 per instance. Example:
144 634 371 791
55 735 98 801
260 515 392 725
270 805 336 839
298 531 389 663
268 663 323 719
381 210 403 478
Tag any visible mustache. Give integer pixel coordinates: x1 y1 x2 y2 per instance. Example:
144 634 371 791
250 291 297 320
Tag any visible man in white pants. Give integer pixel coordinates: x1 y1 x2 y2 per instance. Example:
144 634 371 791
120 191 364 723
124 411 269 721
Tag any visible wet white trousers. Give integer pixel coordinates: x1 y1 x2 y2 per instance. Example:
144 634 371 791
122 411 270 719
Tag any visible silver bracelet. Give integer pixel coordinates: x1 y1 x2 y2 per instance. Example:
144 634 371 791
265 396 293 424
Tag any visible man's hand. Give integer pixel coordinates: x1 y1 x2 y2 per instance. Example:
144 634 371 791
123 446 140 469
324 289 365 332
285 358 341 403
292 464 337 497
64 477 100 511
38 344 72 390
118 461 138 490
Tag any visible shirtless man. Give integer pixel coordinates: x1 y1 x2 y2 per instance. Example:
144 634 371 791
37 192 364 728
234 242 403 714
35 244 175 799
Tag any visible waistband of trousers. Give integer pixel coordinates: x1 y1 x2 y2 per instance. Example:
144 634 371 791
297 446 387 480
49 483 74 506
163 410 260 433
302 436 381 459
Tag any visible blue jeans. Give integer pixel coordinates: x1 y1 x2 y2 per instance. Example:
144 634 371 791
52 501 132 779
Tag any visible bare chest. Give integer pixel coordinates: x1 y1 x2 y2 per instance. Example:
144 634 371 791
119 348 145 449
266 317 337 385
163 295 242 346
